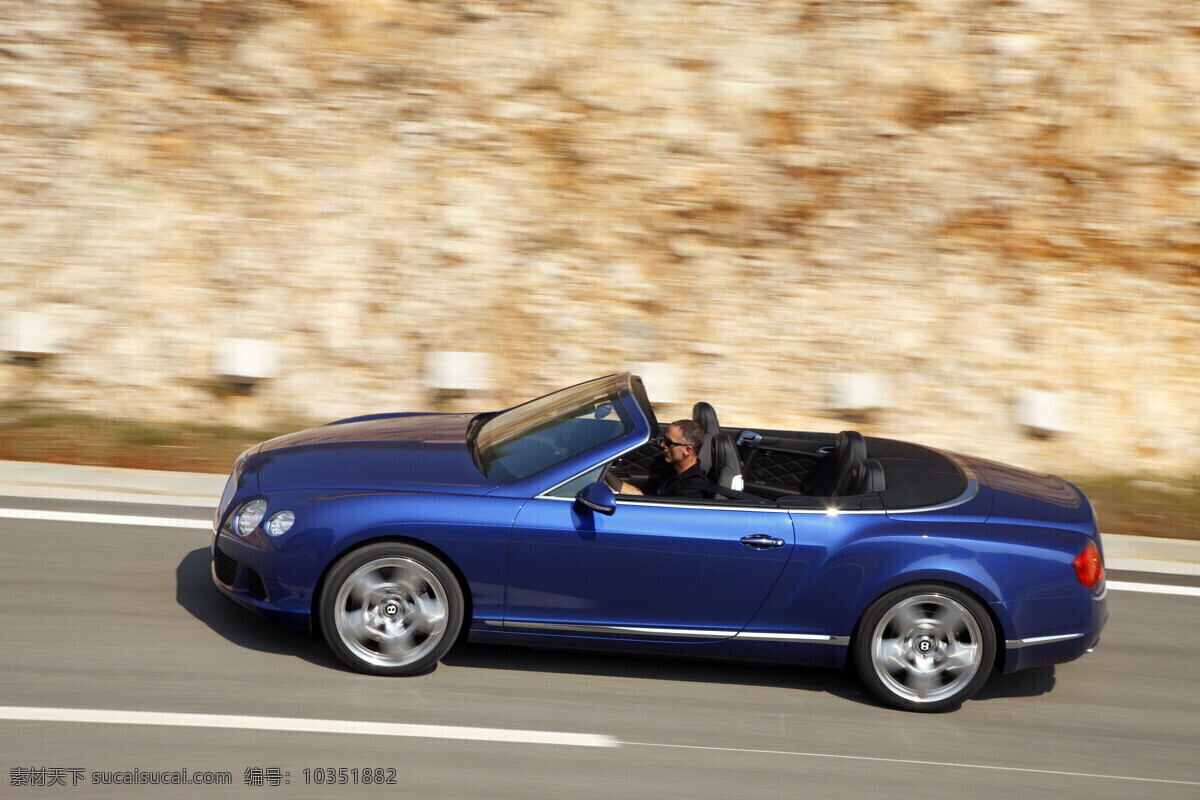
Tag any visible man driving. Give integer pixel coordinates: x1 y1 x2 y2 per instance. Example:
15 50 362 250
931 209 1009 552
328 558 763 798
612 419 711 499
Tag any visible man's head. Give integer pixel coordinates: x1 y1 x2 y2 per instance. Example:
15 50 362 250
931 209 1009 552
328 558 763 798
661 419 704 473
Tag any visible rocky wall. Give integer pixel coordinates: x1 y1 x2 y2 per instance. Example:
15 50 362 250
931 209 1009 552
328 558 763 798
0 0 1197 476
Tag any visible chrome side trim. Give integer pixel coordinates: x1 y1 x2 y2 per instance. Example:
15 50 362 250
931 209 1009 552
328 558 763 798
734 632 851 645
1005 632 1085 650
537 494 793 513
481 620 848 644
503 621 737 638
624 498 793 514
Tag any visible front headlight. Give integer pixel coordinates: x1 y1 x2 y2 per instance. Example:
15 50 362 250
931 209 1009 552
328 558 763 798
236 499 268 536
265 510 295 537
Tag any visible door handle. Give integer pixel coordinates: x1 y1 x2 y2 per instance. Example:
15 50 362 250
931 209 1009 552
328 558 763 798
740 534 785 549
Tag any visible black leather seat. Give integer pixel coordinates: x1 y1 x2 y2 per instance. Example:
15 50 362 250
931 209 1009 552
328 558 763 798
836 458 886 497
711 433 744 492
813 431 866 497
692 402 720 475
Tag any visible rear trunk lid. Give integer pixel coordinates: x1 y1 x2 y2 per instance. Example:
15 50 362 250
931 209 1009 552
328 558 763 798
957 454 1097 534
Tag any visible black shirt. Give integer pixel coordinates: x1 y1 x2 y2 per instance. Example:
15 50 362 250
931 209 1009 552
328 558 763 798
643 463 712 499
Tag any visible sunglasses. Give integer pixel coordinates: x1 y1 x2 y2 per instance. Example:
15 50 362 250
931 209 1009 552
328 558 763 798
657 436 691 449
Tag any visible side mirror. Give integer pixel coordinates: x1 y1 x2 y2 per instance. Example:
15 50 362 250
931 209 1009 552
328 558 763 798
574 481 616 516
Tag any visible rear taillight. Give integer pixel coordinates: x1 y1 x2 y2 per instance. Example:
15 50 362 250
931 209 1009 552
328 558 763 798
1073 541 1104 588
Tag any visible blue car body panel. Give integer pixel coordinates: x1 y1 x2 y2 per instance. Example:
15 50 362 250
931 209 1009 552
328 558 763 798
257 413 494 494
212 373 1107 682
502 498 793 636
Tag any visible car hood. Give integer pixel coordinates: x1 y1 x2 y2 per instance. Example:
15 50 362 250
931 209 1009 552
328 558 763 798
254 413 497 494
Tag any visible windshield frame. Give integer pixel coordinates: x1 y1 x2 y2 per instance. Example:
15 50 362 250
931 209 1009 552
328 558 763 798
470 374 653 488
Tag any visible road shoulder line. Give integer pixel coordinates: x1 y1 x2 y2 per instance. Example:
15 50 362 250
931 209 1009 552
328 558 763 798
0 706 617 748
0 507 212 530
619 741 1200 787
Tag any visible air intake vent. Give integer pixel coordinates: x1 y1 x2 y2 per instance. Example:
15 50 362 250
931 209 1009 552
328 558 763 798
213 548 238 586
247 569 268 601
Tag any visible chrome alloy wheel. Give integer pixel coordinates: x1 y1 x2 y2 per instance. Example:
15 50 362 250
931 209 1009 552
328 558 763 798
332 557 449 668
869 593 984 705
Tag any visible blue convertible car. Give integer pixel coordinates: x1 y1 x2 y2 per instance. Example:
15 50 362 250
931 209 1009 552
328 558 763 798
212 373 1107 711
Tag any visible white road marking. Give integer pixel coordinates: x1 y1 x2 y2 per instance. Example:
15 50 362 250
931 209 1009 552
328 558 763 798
621 742 1200 787
1106 557 1200 577
0 485 217 508
0 508 212 530
2 705 1190 784
1107 580 1200 597
0 706 617 748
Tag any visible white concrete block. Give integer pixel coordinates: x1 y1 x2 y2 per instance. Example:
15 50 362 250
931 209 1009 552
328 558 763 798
1015 388 1068 435
4 311 64 356
215 338 280 380
830 372 887 411
428 351 491 392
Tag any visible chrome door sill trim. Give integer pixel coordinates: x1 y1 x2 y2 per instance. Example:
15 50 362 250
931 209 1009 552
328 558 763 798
502 621 736 638
483 620 848 644
735 632 851 645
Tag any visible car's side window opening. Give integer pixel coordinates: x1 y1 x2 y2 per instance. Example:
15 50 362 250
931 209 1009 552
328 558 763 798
603 442 671 495
601 457 771 508
547 423 902 510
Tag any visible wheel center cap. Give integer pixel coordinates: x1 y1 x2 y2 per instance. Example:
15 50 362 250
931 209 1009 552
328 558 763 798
916 637 935 654
383 601 400 617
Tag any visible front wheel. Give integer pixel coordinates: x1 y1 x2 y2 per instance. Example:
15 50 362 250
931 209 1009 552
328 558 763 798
318 542 464 676
853 584 995 712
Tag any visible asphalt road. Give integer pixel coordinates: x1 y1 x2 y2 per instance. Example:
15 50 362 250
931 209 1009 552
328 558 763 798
1 497 1197 799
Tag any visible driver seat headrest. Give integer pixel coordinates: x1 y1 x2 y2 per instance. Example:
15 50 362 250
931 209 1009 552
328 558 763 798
692 402 719 436
691 402 720 474
711 433 744 492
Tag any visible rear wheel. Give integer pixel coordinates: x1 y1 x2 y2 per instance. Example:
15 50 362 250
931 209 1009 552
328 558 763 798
853 584 995 712
318 542 464 676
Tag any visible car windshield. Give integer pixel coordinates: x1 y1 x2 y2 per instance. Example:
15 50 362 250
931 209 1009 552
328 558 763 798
473 377 634 483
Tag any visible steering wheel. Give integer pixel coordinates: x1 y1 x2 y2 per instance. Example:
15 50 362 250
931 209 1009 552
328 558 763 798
603 468 625 491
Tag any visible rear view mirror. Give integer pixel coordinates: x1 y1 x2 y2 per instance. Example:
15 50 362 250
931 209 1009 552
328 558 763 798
574 482 616 516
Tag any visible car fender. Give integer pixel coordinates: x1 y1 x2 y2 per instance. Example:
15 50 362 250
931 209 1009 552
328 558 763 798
833 536 1011 636
846 565 1015 646
291 491 525 623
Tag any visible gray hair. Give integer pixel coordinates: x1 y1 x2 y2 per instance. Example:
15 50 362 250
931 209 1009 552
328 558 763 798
670 419 705 451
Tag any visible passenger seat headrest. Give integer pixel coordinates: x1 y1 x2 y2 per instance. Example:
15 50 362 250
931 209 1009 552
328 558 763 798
837 457 887 497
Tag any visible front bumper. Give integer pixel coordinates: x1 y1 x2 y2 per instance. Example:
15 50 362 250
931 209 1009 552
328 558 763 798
211 534 311 629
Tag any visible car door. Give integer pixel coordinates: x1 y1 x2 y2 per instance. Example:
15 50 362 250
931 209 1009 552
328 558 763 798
502 495 795 640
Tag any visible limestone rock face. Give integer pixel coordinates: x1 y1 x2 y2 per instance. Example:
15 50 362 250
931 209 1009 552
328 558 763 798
0 0 1196 475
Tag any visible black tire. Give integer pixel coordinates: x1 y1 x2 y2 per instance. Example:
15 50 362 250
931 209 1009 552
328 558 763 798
318 542 464 676
853 583 996 712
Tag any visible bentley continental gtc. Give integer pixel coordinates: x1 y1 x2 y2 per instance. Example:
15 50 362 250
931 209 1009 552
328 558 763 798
212 373 1107 711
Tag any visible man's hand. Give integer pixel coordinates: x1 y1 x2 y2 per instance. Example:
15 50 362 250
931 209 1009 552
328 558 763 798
604 470 643 495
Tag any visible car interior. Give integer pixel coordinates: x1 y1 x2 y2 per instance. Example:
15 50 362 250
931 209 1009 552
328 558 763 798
603 402 877 506
602 400 969 510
